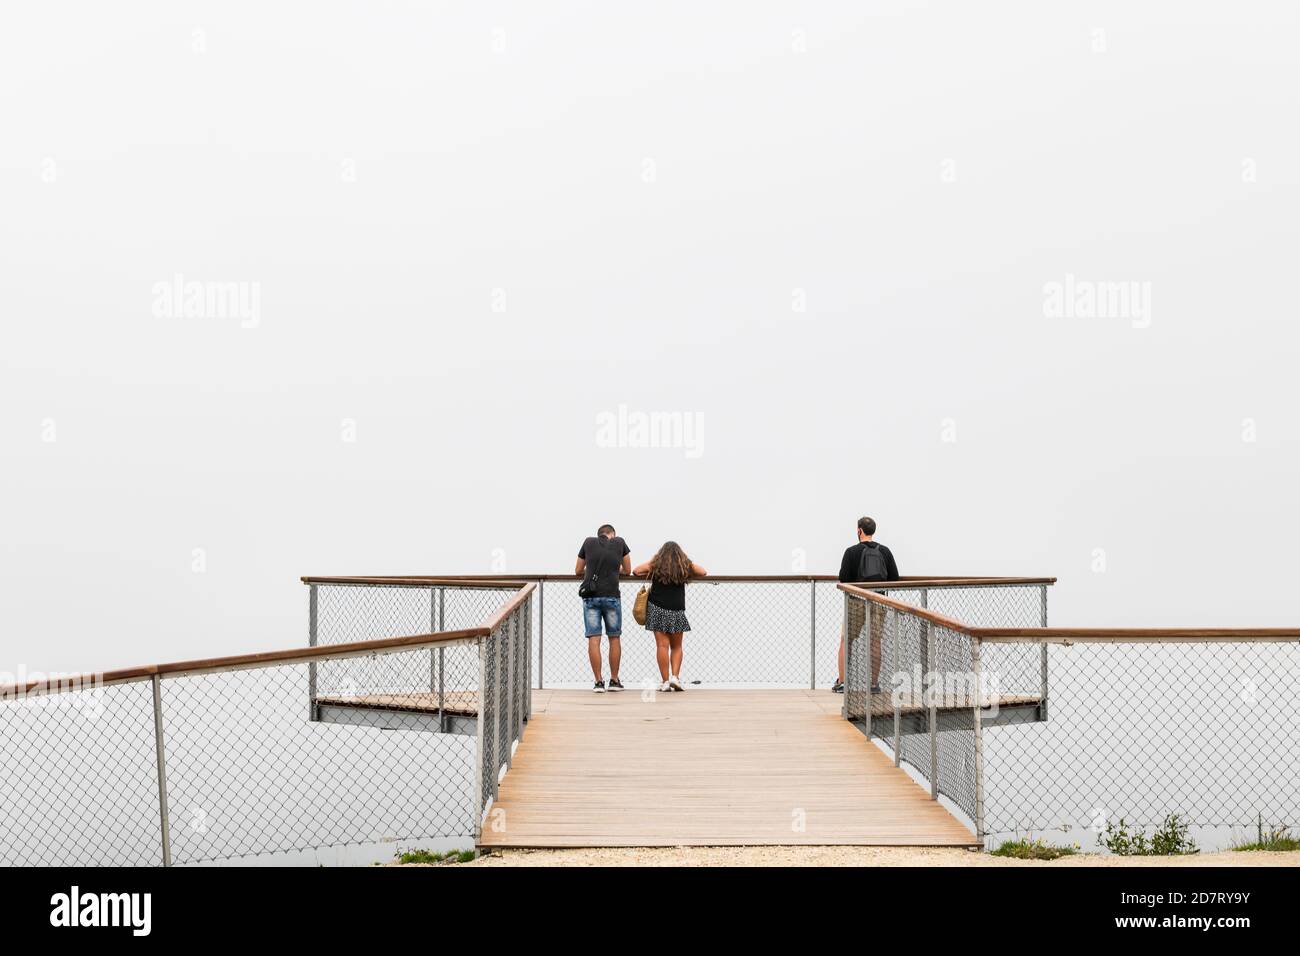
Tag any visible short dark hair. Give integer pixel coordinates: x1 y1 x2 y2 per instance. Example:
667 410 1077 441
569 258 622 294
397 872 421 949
597 524 616 537
857 516 876 537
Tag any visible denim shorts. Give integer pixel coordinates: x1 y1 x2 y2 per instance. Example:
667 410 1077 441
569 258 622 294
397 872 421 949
582 596 622 637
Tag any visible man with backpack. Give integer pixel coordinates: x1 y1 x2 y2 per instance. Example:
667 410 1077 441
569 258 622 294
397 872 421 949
832 516 899 694
576 524 632 693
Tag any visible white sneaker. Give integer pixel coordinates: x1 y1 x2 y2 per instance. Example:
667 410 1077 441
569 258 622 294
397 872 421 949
659 680 672 693
669 675 684 692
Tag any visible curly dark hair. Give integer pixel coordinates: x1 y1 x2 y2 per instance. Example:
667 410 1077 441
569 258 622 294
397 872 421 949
647 541 694 585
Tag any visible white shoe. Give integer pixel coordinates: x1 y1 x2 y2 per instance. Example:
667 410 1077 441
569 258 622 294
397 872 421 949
659 681 672 693
669 675 684 692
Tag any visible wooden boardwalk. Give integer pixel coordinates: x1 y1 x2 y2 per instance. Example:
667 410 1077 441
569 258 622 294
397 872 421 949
478 689 978 848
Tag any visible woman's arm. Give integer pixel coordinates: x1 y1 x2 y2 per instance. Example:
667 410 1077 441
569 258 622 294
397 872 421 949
690 562 708 577
632 560 652 576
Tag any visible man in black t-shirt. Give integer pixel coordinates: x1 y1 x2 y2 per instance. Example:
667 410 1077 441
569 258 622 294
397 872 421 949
576 524 631 693
833 516 899 694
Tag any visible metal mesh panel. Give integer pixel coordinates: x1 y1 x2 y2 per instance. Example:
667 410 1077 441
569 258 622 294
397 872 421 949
538 580 819 687
982 639 1300 851
314 583 490 706
843 594 984 830
479 627 497 820
161 648 479 864
0 681 163 866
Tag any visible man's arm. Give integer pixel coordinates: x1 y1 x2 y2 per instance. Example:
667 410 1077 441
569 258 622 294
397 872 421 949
575 557 586 575
620 554 632 575
885 547 900 581
838 546 856 583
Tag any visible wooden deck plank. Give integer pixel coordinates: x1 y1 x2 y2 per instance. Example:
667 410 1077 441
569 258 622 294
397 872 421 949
479 689 978 848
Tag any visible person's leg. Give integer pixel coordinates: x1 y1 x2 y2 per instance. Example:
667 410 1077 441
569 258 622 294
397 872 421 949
654 632 671 681
583 599 604 681
837 598 866 689
668 633 684 677
604 599 622 682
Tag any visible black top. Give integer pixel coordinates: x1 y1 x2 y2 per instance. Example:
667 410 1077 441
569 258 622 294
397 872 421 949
647 578 686 612
578 536 630 598
838 541 900 583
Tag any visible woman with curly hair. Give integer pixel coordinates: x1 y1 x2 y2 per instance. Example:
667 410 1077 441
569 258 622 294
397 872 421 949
632 541 708 692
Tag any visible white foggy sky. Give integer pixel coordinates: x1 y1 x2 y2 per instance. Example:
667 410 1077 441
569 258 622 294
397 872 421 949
2 1 1298 675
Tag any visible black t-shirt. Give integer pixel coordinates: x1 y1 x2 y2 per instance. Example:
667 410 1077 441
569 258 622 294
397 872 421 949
838 541 900 583
578 536 630 598
648 579 686 612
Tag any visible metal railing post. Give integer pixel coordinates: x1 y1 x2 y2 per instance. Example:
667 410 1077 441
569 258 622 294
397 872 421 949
809 579 817 690
151 675 172 867
524 595 533 721
505 612 515 769
891 610 901 767
537 580 545 689
971 636 986 845
473 636 486 839
429 588 437 695
437 587 446 732
516 605 525 736
923 589 937 800
841 593 851 720
307 584 318 721
494 623 504 799
1039 584 1049 721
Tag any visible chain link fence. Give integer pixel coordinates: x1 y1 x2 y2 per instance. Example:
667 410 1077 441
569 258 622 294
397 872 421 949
979 636 1300 852
0 582 532 866
842 587 1045 836
841 585 1300 852
526 576 1049 688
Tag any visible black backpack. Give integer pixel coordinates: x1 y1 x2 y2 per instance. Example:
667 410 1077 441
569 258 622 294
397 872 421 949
857 543 888 582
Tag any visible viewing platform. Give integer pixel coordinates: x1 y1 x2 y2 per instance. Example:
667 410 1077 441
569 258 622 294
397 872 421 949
3 572 1297 866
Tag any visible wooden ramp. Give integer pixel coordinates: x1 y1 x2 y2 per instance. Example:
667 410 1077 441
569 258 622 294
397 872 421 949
478 689 977 848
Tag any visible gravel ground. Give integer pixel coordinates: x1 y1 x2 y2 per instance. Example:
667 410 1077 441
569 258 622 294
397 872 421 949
457 846 1300 867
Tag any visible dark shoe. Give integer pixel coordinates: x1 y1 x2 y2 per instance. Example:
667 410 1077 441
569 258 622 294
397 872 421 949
607 679 625 692
870 683 881 694
593 680 606 693
831 680 844 694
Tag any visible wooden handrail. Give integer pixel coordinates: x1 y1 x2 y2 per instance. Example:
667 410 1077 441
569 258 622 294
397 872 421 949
975 627 1300 643
837 584 978 634
0 628 489 699
304 573 1058 587
840 585 1300 643
300 576 531 588
481 582 537 634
